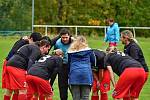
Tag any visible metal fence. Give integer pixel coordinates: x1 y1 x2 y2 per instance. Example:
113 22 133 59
33 25 150 37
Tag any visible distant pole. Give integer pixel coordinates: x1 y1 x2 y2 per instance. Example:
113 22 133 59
133 28 136 38
75 27 78 36
32 0 34 33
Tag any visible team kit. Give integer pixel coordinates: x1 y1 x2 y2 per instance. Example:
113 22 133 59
2 28 148 100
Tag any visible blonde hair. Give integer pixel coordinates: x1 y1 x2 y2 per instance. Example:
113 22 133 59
121 30 138 43
68 36 89 51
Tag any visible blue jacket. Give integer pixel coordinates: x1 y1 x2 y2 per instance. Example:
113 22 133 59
68 48 96 85
104 23 120 43
54 38 70 64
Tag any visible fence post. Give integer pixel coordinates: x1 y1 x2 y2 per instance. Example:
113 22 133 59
104 26 107 38
133 27 136 37
32 0 34 33
45 26 48 36
75 27 78 36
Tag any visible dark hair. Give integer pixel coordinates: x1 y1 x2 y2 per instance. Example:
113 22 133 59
36 40 51 47
106 47 117 53
106 18 114 24
41 36 51 45
108 18 114 22
59 28 70 36
30 32 42 42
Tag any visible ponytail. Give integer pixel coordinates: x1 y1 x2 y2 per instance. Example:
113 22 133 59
130 38 138 43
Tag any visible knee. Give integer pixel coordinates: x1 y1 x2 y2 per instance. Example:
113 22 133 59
33 93 38 98
4 89 13 96
45 94 53 100
19 89 27 94
131 97 138 100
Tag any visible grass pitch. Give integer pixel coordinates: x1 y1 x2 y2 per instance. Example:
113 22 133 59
0 36 150 100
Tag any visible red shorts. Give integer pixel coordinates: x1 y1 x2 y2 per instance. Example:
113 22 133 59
2 59 7 88
112 68 145 99
109 42 117 47
100 70 110 92
5 66 27 90
92 79 99 93
92 70 110 93
26 75 53 96
124 71 149 98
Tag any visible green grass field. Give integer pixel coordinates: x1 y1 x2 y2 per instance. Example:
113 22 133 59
0 36 150 100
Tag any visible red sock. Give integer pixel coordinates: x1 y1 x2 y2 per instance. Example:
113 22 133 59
27 94 33 100
100 93 108 100
91 96 99 100
12 94 18 100
4 95 11 100
32 97 38 100
123 97 131 100
39 95 45 100
18 94 27 100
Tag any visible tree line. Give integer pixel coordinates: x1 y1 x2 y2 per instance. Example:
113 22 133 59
0 0 150 37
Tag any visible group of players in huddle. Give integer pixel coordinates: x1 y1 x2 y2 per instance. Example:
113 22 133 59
2 28 148 100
